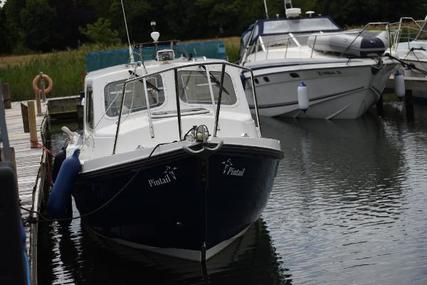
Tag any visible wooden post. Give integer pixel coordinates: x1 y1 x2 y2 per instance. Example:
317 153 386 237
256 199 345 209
35 91 42 116
0 162 27 285
20 103 29 133
28 100 39 148
405 89 414 122
2 82 12 109
0 82 13 162
376 95 384 117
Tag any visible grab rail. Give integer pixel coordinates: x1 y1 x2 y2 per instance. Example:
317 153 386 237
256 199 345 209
244 22 391 62
112 61 261 155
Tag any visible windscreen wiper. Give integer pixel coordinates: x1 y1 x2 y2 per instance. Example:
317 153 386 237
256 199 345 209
199 65 230 96
128 70 161 93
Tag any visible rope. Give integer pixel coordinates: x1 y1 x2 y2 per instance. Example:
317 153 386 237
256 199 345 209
385 53 427 75
20 141 174 224
21 165 142 224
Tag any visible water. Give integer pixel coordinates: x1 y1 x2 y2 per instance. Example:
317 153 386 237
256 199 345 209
39 103 427 284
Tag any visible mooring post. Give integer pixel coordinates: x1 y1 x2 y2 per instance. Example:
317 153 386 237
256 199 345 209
405 89 414 122
0 162 27 285
35 91 42 116
20 103 30 133
28 100 39 148
0 81 13 162
376 95 384 117
2 82 12 109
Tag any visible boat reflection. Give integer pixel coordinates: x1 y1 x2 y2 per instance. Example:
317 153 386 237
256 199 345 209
39 218 291 285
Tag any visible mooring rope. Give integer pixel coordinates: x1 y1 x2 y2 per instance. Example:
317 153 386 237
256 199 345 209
385 53 427 75
20 141 176 224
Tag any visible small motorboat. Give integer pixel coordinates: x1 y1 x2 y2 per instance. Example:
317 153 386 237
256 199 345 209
48 32 283 261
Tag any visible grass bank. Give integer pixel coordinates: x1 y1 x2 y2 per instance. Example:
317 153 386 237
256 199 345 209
0 38 241 102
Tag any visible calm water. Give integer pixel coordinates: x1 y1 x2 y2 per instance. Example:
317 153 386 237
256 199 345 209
40 103 427 285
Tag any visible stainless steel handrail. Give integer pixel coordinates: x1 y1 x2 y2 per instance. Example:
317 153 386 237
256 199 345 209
112 61 261 154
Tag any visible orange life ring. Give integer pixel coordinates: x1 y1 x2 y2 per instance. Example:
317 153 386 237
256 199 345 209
32 74 53 95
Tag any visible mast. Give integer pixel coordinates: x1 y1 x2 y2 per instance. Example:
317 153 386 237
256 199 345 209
263 0 269 19
120 0 135 64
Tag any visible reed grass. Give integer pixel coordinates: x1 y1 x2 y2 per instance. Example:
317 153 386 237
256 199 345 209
0 44 124 101
0 38 241 102
223 37 241 63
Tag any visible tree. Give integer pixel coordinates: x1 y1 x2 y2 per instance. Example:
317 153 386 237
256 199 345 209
80 18 120 45
3 0 26 52
48 0 97 49
20 0 58 51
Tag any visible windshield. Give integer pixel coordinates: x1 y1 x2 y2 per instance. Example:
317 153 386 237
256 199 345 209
416 22 427 40
262 17 340 35
177 70 237 105
104 75 164 117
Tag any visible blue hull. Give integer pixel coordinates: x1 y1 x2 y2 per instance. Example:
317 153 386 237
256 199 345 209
72 144 282 253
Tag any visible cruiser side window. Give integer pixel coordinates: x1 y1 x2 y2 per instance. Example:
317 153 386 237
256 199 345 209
86 86 94 129
104 75 164 117
177 70 237 105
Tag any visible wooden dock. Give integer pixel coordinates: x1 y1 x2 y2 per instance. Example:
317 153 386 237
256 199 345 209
1 99 47 285
3 101 45 213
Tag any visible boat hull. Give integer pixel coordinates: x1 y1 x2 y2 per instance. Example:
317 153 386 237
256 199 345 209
72 143 282 261
245 61 396 119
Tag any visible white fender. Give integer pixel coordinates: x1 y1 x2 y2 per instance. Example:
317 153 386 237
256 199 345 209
394 70 405 98
298 81 309 112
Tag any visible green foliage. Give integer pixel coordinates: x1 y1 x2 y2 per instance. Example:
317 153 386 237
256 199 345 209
20 0 58 51
0 44 123 101
2 0 427 54
80 18 120 45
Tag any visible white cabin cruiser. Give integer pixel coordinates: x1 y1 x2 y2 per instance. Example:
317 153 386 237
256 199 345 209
393 17 427 77
47 48 283 262
240 6 397 119
388 17 427 99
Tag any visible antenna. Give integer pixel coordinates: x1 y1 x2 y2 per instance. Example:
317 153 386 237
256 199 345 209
263 0 269 19
120 0 135 63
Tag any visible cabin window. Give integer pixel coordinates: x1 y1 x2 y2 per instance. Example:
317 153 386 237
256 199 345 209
86 86 94 129
177 70 237 105
104 75 164 117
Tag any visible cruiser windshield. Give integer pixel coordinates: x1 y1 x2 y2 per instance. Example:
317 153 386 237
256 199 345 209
177 70 237 105
263 17 340 34
104 75 164 117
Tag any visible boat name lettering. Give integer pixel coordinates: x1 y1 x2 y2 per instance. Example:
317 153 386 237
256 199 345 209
148 166 178 188
222 159 246 177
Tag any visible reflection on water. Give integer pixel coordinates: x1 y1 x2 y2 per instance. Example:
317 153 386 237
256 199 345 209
261 105 427 285
40 104 427 284
39 218 290 285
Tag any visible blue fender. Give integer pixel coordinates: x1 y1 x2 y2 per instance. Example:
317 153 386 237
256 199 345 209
47 149 81 219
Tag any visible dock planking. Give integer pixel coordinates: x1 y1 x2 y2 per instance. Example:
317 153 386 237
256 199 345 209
1 101 45 240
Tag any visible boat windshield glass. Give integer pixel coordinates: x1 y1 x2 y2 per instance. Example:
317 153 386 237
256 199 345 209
417 22 427 40
104 75 164 117
177 70 237 105
262 18 340 35
262 34 310 48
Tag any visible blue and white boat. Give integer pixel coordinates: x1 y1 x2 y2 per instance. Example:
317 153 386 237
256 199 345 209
52 46 283 261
